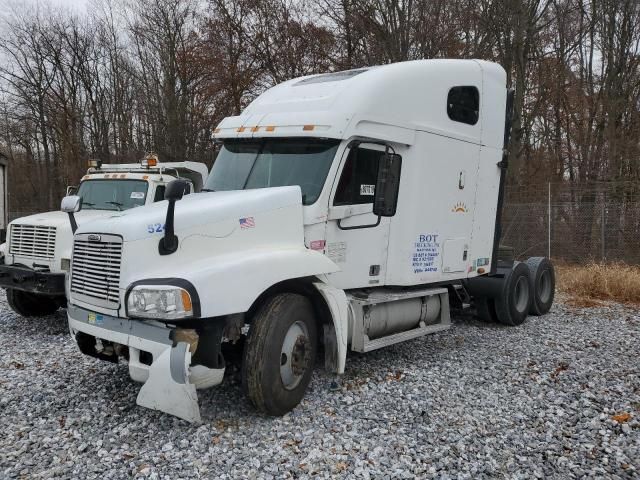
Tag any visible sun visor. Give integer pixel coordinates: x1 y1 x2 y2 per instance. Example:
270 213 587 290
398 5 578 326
215 111 350 140
214 113 266 140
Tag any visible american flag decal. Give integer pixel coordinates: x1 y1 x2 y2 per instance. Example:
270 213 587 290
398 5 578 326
239 217 255 229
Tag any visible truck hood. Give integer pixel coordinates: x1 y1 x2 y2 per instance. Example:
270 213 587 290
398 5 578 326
69 185 340 320
10 209 120 230
75 186 304 242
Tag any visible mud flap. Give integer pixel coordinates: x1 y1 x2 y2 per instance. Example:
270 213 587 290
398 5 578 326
136 342 202 423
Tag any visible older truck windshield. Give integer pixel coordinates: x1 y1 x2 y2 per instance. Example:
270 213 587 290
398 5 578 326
77 179 148 211
206 139 340 205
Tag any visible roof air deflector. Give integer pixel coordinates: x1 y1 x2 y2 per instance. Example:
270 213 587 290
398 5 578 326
294 68 370 86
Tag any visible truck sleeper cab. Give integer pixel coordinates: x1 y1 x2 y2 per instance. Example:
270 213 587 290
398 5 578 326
1 156 208 317
65 60 555 422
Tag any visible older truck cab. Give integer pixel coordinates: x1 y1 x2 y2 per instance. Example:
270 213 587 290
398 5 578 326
1 156 208 317
64 60 555 422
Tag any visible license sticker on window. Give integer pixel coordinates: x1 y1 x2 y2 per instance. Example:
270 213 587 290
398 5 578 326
360 184 375 196
130 192 145 199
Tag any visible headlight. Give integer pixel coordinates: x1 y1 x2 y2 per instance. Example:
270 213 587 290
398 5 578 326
127 286 193 319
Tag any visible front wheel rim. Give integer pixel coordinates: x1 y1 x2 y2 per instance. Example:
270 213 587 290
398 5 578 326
280 321 311 390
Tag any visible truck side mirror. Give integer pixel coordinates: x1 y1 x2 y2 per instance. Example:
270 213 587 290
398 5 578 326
61 195 82 233
165 179 187 202
159 179 188 255
61 195 82 213
373 153 402 217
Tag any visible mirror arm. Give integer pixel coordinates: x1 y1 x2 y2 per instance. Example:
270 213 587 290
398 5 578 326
158 179 187 256
158 199 178 255
67 213 78 234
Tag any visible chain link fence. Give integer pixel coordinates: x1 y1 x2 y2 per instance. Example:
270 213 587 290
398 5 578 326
502 181 640 265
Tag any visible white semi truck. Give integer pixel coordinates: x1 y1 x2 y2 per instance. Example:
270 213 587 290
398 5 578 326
63 60 555 422
0 156 208 317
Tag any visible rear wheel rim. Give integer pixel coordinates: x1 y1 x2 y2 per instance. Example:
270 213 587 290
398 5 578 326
538 270 552 303
514 276 529 313
280 321 310 390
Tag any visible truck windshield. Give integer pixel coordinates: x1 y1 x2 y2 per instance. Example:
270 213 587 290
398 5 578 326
77 179 149 211
205 139 340 205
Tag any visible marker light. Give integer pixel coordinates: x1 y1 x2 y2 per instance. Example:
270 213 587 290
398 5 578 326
141 154 159 168
127 285 193 320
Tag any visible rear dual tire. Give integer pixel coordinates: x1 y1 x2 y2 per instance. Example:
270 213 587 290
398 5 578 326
525 257 555 316
493 262 532 326
474 262 532 326
476 296 498 323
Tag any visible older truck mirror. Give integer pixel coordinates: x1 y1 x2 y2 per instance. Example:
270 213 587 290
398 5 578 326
159 179 188 255
373 153 402 217
61 195 82 233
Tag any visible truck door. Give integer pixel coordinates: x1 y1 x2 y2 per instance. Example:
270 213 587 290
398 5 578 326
324 143 393 289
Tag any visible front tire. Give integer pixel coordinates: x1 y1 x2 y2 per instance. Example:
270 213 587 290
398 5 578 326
242 293 317 416
6 289 59 317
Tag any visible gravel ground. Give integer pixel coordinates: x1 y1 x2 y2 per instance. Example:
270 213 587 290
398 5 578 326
0 291 638 479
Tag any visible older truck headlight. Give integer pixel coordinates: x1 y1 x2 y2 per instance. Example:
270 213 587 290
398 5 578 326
127 286 193 319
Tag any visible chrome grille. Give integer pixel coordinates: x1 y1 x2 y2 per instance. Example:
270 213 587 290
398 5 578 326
70 233 123 308
9 224 57 259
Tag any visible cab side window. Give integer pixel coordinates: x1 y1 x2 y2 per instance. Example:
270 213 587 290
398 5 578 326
447 86 479 125
153 185 166 202
334 147 382 205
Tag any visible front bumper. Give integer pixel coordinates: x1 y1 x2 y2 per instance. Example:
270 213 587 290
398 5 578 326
68 303 225 423
0 264 65 295
67 304 225 388
67 303 173 383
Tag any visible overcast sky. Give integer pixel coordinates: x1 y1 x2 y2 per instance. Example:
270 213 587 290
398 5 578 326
0 0 90 22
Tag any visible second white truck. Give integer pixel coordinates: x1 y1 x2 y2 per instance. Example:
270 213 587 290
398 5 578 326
0 156 208 316
62 60 555 422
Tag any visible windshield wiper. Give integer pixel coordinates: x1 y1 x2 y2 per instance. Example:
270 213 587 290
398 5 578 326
82 201 95 207
105 201 123 211
201 188 215 192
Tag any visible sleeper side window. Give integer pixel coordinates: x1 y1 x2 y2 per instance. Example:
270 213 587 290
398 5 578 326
447 86 479 125
334 147 382 205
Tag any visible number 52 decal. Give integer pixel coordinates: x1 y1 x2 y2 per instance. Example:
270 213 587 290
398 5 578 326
147 223 165 233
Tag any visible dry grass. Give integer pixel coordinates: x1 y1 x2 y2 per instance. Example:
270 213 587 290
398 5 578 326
556 262 640 306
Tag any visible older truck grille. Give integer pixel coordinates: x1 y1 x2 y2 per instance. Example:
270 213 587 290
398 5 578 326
9 225 57 259
70 233 123 309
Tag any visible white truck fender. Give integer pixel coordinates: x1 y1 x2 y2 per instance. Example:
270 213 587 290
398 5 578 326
313 282 349 374
179 248 340 318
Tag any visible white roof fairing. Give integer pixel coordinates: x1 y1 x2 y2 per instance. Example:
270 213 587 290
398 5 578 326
214 60 507 149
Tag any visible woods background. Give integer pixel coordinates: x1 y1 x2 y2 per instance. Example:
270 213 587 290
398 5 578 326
0 0 639 263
